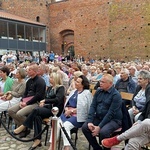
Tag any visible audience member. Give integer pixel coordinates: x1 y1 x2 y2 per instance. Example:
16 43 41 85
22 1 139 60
115 68 136 106
82 74 123 150
49 75 93 150
52 66 69 91
0 66 14 96
37 63 50 89
67 71 83 95
81 65 91 81
8 64 46 138
128 70 150 123
128 65 138 84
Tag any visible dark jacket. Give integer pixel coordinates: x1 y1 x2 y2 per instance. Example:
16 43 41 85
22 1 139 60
138 83 150 121
45 86 65 117
115 77 136 94
121 102 132 133
23 75 46 105
87 86 123 128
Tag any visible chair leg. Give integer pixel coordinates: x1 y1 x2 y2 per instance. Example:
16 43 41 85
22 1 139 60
45 124 50 146
0 111 7 127
8 116 13 129
74 131 78 146
88 144 91 150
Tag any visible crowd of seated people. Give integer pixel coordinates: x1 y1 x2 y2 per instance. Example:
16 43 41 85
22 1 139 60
0 56 150 150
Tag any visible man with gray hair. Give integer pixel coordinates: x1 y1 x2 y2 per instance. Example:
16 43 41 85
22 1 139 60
128 65 138 84
115 68 136 106
81 65 91 81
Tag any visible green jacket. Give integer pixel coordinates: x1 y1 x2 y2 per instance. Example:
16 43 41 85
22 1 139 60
4 76 14 93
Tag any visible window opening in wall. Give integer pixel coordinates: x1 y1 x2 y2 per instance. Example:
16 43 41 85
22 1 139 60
17 24 24 40
0 20 7 39
25 26 32 41
8 22 16 39
33 27 39 42
36 16 40 22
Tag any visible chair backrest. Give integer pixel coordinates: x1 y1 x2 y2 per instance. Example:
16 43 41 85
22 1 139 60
90 84 95 90
91 89 96 96
120 92 133 101
90 84 96 96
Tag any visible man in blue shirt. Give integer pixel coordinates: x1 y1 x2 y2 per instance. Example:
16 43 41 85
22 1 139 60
82 74 123 150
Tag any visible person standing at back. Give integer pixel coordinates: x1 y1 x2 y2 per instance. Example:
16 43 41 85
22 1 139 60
8 63 46 138
49 51 55 62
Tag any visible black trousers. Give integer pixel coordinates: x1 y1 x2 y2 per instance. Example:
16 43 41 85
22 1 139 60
82 118 121 150
23 106 52 140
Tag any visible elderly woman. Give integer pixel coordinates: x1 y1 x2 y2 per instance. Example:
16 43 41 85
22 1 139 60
128 70 150 123
67 71 83 95
49 75 93 150
0 68 26 112
12 72 65 150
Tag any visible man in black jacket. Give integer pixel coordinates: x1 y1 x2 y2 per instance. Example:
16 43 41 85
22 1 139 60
8 63 46 137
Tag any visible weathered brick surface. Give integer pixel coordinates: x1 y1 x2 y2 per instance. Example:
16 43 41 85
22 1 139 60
1 0 150 60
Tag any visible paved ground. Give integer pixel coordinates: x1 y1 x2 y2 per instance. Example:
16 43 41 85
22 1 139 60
0 117 124 150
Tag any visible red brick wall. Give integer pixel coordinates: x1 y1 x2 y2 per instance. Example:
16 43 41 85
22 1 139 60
1 0 150 61
49 0 150 61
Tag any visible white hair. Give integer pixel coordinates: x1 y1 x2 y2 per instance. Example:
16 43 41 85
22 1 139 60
121 68 129 75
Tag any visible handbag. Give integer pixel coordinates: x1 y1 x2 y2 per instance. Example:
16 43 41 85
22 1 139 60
22 96 34 103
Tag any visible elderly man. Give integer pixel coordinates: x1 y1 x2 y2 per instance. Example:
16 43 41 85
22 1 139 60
81 65 91 82
82 74 123 150
37 63 50 90
115 68 136 106
8 63 46 138
128 65 138 84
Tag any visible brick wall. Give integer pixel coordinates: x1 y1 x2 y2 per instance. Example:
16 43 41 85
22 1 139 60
1 0 150 61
